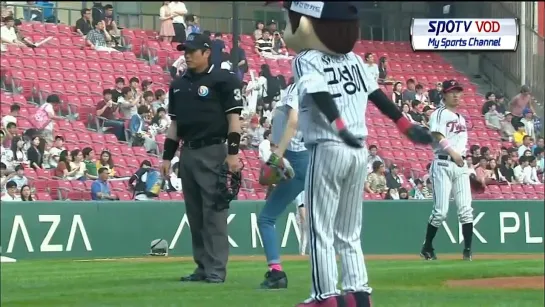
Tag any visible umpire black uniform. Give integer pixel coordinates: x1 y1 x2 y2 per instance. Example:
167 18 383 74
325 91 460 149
163 33 243 283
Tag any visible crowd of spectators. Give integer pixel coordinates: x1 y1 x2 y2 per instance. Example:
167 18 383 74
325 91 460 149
0 2 543 201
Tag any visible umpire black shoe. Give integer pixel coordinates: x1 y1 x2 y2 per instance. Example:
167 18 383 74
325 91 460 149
420 245 437 260
205 275 225 284
260 270 288 289
180 273 206 282
463 248 472 261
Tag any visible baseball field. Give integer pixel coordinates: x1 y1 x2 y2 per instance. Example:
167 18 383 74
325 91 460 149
1 254 543 307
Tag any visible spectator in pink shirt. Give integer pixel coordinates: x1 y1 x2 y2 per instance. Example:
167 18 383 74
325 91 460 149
509 85 536 126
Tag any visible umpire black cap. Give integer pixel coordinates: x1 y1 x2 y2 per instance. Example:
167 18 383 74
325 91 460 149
442 80 463 93
177 33 211 51
279 1 359 21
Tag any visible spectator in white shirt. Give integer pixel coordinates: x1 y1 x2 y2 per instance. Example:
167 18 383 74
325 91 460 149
258 130 272 162
1 180 20 201
220 52 232 71
4 164 27 189
517 135 533 157
524 157 541 184
168 1 187 43
47 135 65 169
513 156 530 183
520 109 536 138
1 16 25 51
415 84 429 104
367 145 384 173
363 52 379 82
1 103 19 129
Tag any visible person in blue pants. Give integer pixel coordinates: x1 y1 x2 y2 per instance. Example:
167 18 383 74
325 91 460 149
258 82 308 289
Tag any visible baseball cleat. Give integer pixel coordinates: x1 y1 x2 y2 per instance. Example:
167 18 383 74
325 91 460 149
463 248 472 261
344 291 372 307
296 296 347 307
180 273 206 282
420 245 437 260
260 269 288 289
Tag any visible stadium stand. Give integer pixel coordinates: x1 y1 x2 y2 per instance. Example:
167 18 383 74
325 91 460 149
1 16 543 201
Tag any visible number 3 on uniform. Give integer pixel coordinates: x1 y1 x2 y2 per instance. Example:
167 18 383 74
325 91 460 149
233 89 242 101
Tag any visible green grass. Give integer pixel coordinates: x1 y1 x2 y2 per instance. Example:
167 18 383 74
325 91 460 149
1 258 544 307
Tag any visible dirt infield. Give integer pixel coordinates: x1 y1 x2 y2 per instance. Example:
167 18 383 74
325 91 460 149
446 276 544 290
75 253 544 263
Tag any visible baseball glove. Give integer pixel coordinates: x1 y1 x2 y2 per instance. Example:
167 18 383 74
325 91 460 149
259 152 295 185
469 174 485 194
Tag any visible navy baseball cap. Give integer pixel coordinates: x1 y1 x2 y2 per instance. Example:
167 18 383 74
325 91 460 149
177 33 211 51
442 80 463 93
266 1 359 21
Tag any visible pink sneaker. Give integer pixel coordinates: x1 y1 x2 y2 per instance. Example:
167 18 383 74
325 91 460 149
343 291 372 307
296 296 346 307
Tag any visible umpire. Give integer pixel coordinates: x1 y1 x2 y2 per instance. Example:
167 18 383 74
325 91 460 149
160 33 243 284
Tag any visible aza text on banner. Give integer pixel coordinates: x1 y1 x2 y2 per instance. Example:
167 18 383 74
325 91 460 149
411 18 519 51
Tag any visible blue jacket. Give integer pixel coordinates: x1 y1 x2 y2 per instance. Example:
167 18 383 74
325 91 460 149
129 114 144 135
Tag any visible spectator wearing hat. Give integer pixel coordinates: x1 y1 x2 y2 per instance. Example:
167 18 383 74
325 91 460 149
520 108 536 138
247 116 265 148
2 180 20 201
385 164 403 189
509 85 536 126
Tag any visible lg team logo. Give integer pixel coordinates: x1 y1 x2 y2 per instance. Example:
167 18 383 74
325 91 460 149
410 18 519 51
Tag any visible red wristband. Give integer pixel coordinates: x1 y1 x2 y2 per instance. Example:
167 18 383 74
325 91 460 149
396 116 412 134
333 118 346 131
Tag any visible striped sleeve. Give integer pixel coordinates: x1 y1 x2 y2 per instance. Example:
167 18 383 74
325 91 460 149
292 51 328 99
429 107 448 136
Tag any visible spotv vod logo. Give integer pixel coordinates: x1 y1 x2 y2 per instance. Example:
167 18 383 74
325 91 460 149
410 18 519 51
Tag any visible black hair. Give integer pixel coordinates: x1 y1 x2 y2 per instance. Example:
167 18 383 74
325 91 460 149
82 147 93 158
140 160 152 168
115 77 125 84
80 8 90 17
20 185 34 201
485 91 495 100
369 145 378 150
406 78 416 85
154 89 165 99
121 86 132 96
92 19 103 28
103 89 112 95
10 104 20 112
6 122 16 129
372 160 384 172
411 100 421 108
59 150 71 172
137 105 150 115
364 52 372 60
98 167 110 174
99 150 114 168
104 4 113 9
129 77 140 84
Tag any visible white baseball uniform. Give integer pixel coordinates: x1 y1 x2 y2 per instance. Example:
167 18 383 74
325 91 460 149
294 49 375 301
428 107 474 227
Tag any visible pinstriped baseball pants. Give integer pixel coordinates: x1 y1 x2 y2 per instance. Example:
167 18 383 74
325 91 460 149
305 142 372 302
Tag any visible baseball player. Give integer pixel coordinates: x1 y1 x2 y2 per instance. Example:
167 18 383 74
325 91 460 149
257 82 309 290
420 80 474 261
277 2 433 305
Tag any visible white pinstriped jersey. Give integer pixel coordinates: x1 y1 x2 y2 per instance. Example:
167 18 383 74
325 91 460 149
271 84 307 152
293 50 378 145
429 107 468 156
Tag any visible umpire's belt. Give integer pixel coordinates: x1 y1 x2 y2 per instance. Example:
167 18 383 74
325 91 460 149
183 137 226 149
436 155 466 162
